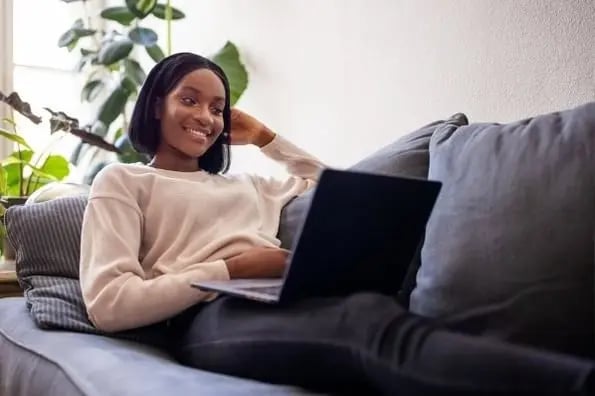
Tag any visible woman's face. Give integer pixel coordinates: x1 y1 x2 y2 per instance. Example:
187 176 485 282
156 68 226 162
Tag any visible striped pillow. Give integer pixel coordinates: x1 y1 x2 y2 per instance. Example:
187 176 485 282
5 196 167 345
5 196 98 332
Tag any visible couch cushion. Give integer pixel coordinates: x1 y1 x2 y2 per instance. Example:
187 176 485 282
0 297 316 396
410 101 595 357
5 197 93 331
5 196 166 345
278 113 468 305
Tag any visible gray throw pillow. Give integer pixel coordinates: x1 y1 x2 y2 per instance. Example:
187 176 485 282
410 101 595 358
277 113 469 305
5 196 167 346
6 196 99 332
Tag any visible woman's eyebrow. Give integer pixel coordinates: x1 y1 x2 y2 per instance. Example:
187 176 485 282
179 86 224 102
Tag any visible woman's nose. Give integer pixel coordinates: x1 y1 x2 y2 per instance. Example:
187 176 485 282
193 105 212 125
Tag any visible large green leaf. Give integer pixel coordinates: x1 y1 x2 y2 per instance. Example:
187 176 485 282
3 163 23 197
128 27 158 47
77 48 98 72
58 19 96 49
73 28 96 38
151 3 185 20
39 155 70 181
120 76 138 94
211 42 248 106
2 160 59 182
126 0 157 19
97 39 134 65
58 29 78 48
146 44 165 62
2 150 33 193
5 150 33 163
0 167 6 196
96 85 130 128
16 163 59 182
1 156 30 168
81 79 105 102
100 7 136 26
0 128 32 150
124 59 147 86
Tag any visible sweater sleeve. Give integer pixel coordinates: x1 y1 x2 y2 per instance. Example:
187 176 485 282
253 135 326 200
79 165 229 333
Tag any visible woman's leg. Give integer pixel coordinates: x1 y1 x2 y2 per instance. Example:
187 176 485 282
170 293 594 395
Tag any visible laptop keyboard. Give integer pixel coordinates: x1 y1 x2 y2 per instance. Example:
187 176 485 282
241 286 282 296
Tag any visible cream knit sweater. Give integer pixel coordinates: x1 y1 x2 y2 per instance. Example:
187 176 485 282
79 136 324 332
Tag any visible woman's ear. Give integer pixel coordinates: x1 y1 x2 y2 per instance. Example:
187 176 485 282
154 98 163 119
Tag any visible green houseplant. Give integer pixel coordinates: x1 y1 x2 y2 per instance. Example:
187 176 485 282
0 91 119 262
0 92 71 261
58 0 249 183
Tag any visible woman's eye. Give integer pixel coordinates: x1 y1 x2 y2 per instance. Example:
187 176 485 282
211 108 224 116
181 97 196 105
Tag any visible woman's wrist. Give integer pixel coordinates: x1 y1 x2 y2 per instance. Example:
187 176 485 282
253 125 276 148
225 256 243 279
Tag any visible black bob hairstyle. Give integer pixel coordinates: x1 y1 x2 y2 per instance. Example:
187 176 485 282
128 52 231 174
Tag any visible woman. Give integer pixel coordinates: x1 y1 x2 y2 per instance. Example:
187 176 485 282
79 52 594 395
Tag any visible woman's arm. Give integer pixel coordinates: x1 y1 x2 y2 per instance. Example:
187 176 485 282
80 195 230 333
79 166 232 333
230 109 326 196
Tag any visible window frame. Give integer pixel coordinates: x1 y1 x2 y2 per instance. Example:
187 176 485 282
0 0 14 159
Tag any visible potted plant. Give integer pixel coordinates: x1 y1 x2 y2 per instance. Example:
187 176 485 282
0 91 118 266
0 92 69 265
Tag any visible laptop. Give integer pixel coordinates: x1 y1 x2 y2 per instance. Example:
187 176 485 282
192 168 441 304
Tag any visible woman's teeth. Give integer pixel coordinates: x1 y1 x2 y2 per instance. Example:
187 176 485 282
185 127 209 138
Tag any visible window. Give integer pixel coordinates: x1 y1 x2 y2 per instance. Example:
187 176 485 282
0 0 14 159
5 0 102 160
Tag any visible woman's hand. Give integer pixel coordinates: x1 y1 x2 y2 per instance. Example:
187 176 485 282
225 247 290 279
230 108 276 147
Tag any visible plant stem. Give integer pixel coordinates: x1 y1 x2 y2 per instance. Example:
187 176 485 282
8 122 25 197
166 0 172 55
82 0 92 30
16 143 23 197
121 106 128 137
82 0 99 48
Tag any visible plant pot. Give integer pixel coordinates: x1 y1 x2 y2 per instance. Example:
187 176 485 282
1 196 28 269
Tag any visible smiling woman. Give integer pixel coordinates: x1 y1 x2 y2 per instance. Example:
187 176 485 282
151 69 227 171
128 53 233 174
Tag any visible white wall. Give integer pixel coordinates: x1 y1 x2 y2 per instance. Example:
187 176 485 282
140 0 595 175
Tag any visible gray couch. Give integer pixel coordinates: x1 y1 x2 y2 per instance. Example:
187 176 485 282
1 103 594 395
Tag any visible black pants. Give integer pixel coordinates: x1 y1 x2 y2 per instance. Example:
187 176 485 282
169 293 594 395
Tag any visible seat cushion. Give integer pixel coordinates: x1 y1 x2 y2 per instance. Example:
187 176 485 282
0 298 317 396
410 101 595 357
